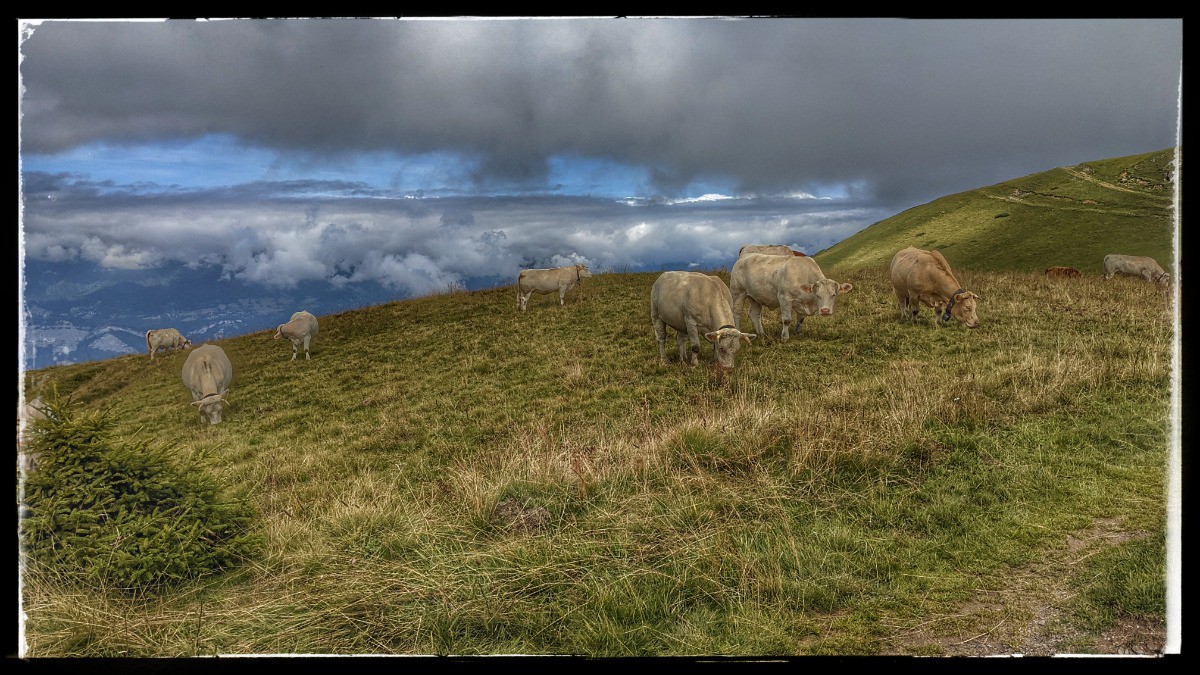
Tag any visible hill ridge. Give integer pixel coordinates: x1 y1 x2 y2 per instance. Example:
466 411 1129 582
816 147 1176 274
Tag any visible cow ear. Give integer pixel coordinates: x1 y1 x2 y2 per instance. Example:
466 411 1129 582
799 284 814 293
704 332 719 343
839 283 854 294
741 333 757 344
191 400 204 408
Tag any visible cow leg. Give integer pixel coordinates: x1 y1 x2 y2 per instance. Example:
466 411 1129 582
684 318 701 366
748 299 766 343
779 297 794 342
653 316 669 363
519 291 530 312
676 331 690 365
559 284 567 306
291 340 299 361
303 335 312 360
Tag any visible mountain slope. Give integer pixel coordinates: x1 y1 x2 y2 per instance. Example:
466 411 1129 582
815 148 1177 274
19 265 1172 656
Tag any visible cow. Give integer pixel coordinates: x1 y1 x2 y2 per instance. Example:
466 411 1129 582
1102 254 1170 288
737 244 806 259
889 246 982 329
729 253 853 343
146 328 192 360
274 310 319 361
650 271 756 372
517 264 593 312
181 344 233 425
1045 266 1082 279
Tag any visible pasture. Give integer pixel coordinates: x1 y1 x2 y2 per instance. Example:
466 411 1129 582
18 266 1173 656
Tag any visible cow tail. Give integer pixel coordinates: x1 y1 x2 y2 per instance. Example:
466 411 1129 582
516 271 525 307
145 330 152 354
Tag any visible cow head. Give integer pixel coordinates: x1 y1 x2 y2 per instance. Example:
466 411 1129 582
273 325 285 340
799 279 854 316
192 391 228 425
1156 271 1171 288
942 291 981 328
704 326 756 371
576 264 593 280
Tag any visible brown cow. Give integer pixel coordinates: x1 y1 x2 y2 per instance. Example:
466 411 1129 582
889 247 982 328
1045 266 1082 279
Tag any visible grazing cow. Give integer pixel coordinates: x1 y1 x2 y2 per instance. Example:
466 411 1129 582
889 246 982 328
1103 254 1170 287
181 344 233 425
729 253 853 342
1045 266 1082 279
517 264 593 312
650 271 756 372
737 244 806 259
146 328 192 360
274 310 319 361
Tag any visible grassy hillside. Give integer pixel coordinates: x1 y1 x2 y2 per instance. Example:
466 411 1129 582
19 266 1172 656
816 148 1177 275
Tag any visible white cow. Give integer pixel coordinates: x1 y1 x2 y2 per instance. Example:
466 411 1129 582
737 244 806 259
146 328 192 360
182 344 233 425
517 264 593 311
1103 254 1170 287
730 253 853 342
274 310 319 361
650 271 756 371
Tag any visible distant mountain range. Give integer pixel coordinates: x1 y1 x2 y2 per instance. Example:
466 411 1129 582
19 260 513 371
20 259 716 371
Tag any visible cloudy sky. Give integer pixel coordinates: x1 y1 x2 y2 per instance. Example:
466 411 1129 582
18 17 1183 297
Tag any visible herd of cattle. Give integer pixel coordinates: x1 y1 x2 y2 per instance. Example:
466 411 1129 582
16 248 1170 435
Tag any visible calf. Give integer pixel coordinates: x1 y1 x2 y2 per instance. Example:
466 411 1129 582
1045 266 1082 279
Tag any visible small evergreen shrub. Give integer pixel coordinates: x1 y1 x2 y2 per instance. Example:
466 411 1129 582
20 392 260 593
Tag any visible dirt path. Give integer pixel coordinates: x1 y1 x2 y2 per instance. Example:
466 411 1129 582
879 517 1166 656
1059 166 1158 196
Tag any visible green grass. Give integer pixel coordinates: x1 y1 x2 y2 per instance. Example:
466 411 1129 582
815 148 1176 275
19 264 1173 656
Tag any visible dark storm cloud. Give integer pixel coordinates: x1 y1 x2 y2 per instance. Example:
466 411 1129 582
19 18 1182 209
